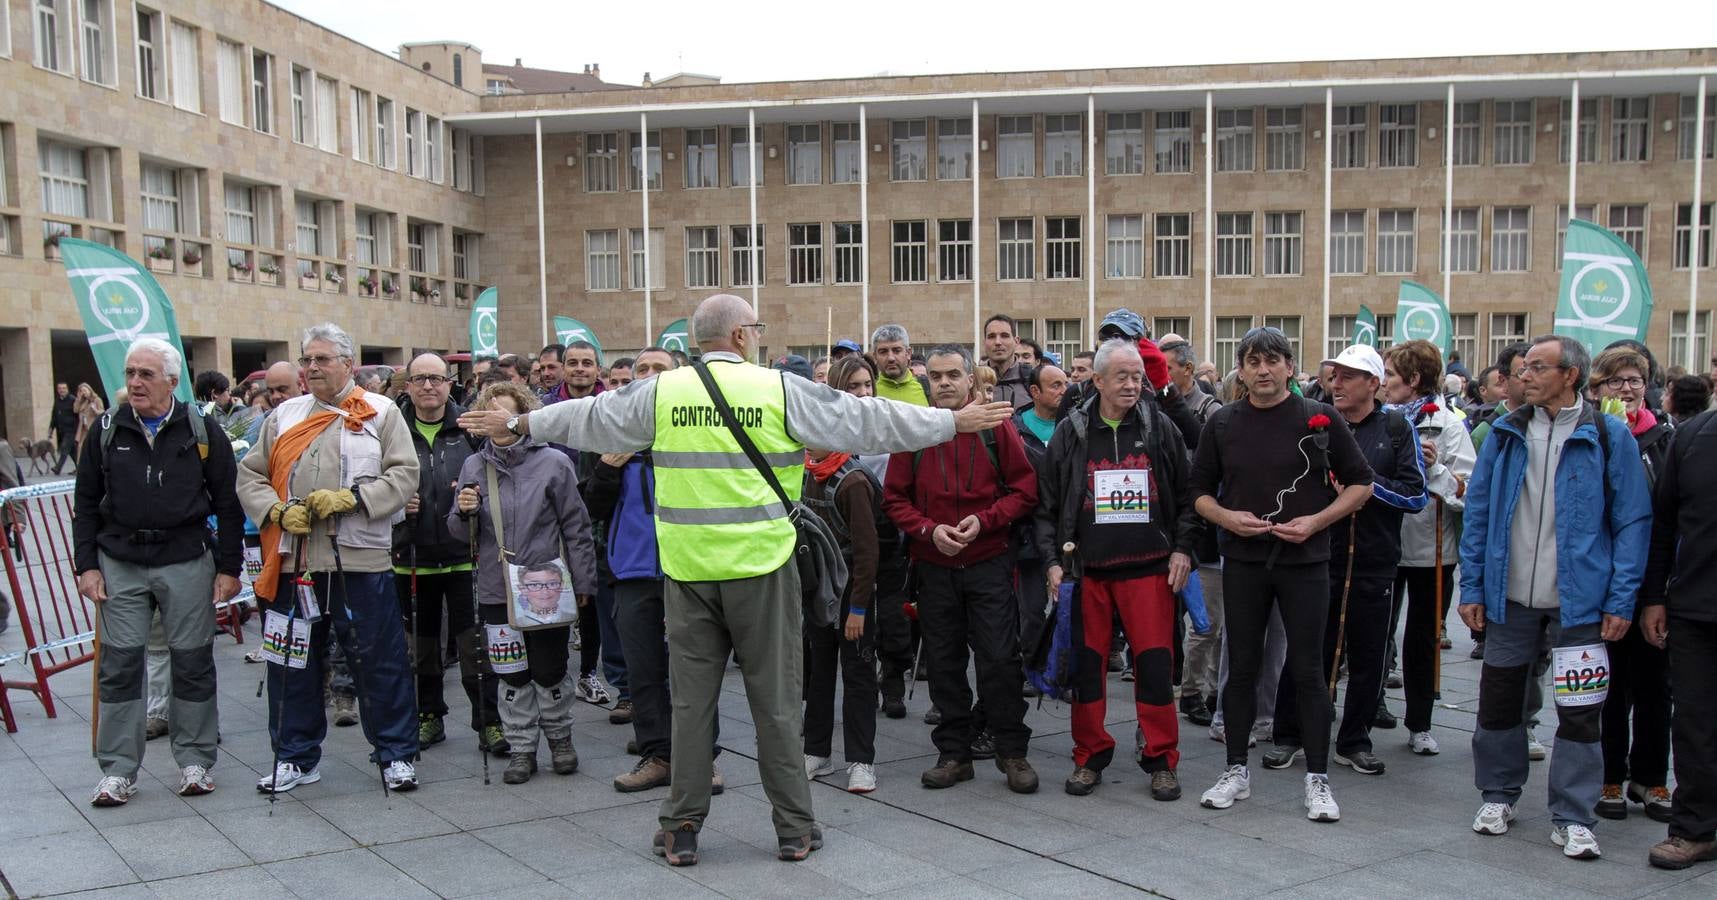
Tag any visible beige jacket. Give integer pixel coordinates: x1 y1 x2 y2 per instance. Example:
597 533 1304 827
235 382 418 574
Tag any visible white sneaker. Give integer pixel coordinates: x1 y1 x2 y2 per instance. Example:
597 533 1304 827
1552 824 1601 859
256 762 320 793
384 760 418 791
1409 731 1440 755
1251 719 1274 744
574 674 611 705
1473 802 1517 835
178 765 215 796
805 754 835 778
846 762 877 794
1527 735 1548 761
91 775 137 807
1200 764 1252 809
1304 774 1340 822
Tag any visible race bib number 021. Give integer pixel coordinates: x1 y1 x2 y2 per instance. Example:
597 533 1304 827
485 623 529 675
1552 642 1610 708
1093 468 1151 524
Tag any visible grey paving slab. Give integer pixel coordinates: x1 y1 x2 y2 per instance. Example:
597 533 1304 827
551 863 727 899
305 790 461 846
202 802 360 863
371 832 552 898
49 885 156 900
99 813 253 882
139 867 298 900
967 857 1151 898
837 805 1044 876
663 845 861 899
0 787 99 840
869 876 1023 900
1055 828 1354 897
469 819 639 879
793 825 955 894
3 828 137 897
263 847 438 899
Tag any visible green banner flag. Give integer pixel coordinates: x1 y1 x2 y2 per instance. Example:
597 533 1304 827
552 316 603 361
58 238 193 403
1395 281 1453 360
656 318 691 354
1352 305 1377 348
468 287 498 358
1555 219 1654 355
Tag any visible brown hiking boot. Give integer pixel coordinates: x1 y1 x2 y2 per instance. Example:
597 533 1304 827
1151 769 1182 801
503 752 537 784
653 822 699 867
548 737 579 775
331 695 358 727
615 756 671 793
1064 766 1100 796
920 756 974 789
998 757 1039 794
778 825 824 862
1650 836 1717 870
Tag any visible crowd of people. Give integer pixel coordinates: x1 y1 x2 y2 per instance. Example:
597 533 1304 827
46 293 1717 873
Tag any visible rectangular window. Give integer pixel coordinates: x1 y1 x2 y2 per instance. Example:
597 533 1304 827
1489 313 1529 363
1043 114 1081 177
685 226 719 288
296 197 324 257
1105 112 1143 175
452 232 478 281
729 125 759 187
1262 316 1302 362
1154 110 1192 174
1153 213 1191 278
1442 207 1481 274
222 180 272 247
290 66 312 144
1328 317 1356 360
1680 95 1717 161
1215 317 1252 366
79 0 113 85
1332 104 1367 169
1045 319 1083 367
937 219 972 283
426 116 443 183
586 230 620 291
1675 202 1715 269
1045 216 1081 280
1377 208 1416 274
1451 101 1481 166
355 210 376 266
351 89 372 162
1492 206 1531 273
1452 313 1477 366
1265 106 1303 171
628 130 662 190
1612 97 1650 162
1379 103 1417 167
998 217 1034 281
250 49 272 134
168 20 199 113
1105 214 1143 279
1330 210 1366 275
216 38 244 124
1215 108 1255 172
375 97 395 169
1554 204 1595 267
585 132 618 192
831 122 860 184
1375 314 1396 350
1671 311 1712 372
833 222 863 284
135 7 162 100
1263 211 1302 276
315 75 337 153
891 220 927 283
891 120 926 182
404 109 420 176
1493 100 1533 165
788 223 823 286
786 123 820 185
38 139 89 218
1215 212 1252 277
139 162 179 232
35 0 72 72
629 227 664 289
1154 318 1191 344
1608 204 1646 257
997 115 1034 178
684 127 717 189
936 118 972 180
731 225 764 286
1560 98 1600 163
406 221 436 273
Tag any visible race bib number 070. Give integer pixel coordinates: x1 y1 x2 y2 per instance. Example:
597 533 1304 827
485 624 529 675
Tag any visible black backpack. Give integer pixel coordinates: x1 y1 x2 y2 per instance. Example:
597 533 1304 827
805 458 902 560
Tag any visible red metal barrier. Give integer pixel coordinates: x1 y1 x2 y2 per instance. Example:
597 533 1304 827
0 481 94 726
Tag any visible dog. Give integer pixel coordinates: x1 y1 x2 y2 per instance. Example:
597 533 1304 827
20 439 56 476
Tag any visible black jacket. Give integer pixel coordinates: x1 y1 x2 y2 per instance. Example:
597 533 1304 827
1330 404 1427 578
73 402 243 576
392 400 481 568
49 395 77 442
1631 417 1672 499
1642 410 1717 621
1057 380 1202 452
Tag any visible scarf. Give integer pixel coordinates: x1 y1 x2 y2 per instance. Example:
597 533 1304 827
805 451 852 483
255 388 379 600
1627 405 1658 436
1401 393 1436 426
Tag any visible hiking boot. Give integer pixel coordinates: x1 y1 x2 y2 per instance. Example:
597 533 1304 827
548 737 579 775
1650 836 1717 870
1304 774 1340 822
331 695 358 727
608 699 634 725
1472 802 1516 835
256 762 320 793
1150 769 1182 801
1596 783 1627 820
480 726 511 756
626 739 640 755
1553 824 1601 859
880 672 905 704
969 730 997 761
653 822 699 866
778 825 824 862
615 756 671 792
1179 695 1213 727
417 714 446 747
1470 640 1485 660
1630 783 1674 823
1335 751 1386 776
503 753 538 784
923 705 941 725
178 765 215 796
1200 765 1251 809
881 695 907 719
846 762 876 794
920 756 974 789
711 763 725 795
1409 731 1440 755
145 716 170 741
1263 744 1304 770
1372 700 1398 729
1065 766 1100 796
383 760 418 791
997 757 1039 794
1438 631 1452 650
91 775 137 806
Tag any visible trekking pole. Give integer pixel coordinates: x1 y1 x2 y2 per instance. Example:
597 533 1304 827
90 607 101 757
406 514 420 735
1433 495 1445 701
465 482 490 786
327 524 389 799
267 533 307 814
1328 514 1357 703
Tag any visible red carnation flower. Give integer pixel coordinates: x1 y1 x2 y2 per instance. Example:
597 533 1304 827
1307 414 1331 431
1421 402 1440 415
902 600 919 622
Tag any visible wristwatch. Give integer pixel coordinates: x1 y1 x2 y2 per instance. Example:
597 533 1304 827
504 414 523 436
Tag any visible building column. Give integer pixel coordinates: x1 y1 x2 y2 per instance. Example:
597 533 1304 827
1 327 54 448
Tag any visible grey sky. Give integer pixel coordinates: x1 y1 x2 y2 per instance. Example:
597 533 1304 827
272 0 1716 88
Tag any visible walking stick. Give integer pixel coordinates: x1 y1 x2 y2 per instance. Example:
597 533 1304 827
90 605 101 756
1327 514 1357 703
267 534 307 814
465 482 491 785
406 516 420 729
1433 495 1445 701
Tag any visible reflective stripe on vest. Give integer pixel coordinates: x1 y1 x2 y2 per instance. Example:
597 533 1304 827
652 362 802 582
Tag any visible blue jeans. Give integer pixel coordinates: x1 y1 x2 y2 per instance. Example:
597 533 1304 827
1471 601 1603 827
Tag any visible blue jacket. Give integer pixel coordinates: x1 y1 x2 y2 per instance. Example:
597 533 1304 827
1457 403 1652 627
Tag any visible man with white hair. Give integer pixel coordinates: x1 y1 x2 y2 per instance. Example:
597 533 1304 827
75 338 245 805
236 323 422 793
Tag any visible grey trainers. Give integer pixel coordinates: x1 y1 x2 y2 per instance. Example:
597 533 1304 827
1263 744 1304 770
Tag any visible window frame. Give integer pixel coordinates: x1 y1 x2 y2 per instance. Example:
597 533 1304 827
1044 215 1081 280
1105 213 1144 280
937 218 972 283
1153 110 1193 174
1492 99 1534 166
1330 209 1366 275
1105 112 1143 175
997 217 1035 281
1263 211 1302 277
785 123 821 186
1264 106 1303 171
890 119 927 182
996 115 1035 179
585 229 621 292
1491 206 1532 273
1153 213 1191 279
936 118 973 181
832 222 863 285
1215 107 1255 173
1214 211 1253 278
787 222 824 286
1376 208 1417 275
1042 114 1082 178
684 225 720 288
890 219 928 284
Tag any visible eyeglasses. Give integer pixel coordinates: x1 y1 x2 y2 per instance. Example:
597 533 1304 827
1516 362 1565 378
123 367 161 380
520 581 561 592
407 374 450 386
742 322 767 333
297 354 345 368
1602 375 1645 390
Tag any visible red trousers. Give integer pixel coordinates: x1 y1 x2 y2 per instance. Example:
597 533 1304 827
1071 573 1180 772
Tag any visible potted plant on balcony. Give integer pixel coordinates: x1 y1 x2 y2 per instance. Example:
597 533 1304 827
182 247 204 277
381 277 399 299
44 231 65 260
358 274 376 297
257 261 281 286
410 276 429 302
146 244 175 273
324 269 345 291
229 258 254 282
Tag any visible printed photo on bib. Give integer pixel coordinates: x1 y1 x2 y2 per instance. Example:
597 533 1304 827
508 559 578 630
485 623 529 674
260 610 310 669
1093 468 1151 524
1553 642 1610 708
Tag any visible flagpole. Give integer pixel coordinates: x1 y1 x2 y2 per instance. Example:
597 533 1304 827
1568 80 1580 224
641 111 652 351
1203 90 1214 365
1443 84 1454 321
534 116 548 348
1690 75 1708 373
748 107 760 317
1322 87 1333 363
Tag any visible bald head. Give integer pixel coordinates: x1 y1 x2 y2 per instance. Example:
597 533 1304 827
406 352 452 420
691 294 758 358
264 361 301 408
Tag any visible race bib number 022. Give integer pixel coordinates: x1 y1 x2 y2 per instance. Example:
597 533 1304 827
1552 642 1610 708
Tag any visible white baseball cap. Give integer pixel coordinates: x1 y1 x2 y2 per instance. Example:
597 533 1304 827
1321 344 1385 381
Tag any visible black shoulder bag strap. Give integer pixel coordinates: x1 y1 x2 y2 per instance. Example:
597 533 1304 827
691 361 796 516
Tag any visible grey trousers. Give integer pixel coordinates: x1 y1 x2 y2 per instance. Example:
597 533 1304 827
661 563 814 840
95 552 218 778
146 615 169 721
1181 565 1225 699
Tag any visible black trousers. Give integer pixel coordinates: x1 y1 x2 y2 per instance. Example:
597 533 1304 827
1391 565 1455 733
478 604 569 689
1017 557 1050 663
613 578 672 760
1668 616 1717 842
916 555 1030 760
1222 560 1332 771
1273 573 1394 756
874 556 916 697
1602 621 1672 786
395 570 495 730
803 613 878 764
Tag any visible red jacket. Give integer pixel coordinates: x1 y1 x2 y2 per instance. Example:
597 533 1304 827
883 419 1039 567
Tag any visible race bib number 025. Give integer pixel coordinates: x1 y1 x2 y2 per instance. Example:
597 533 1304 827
1552 642 1610 708
1093 468 1151 524
260 610 310 669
